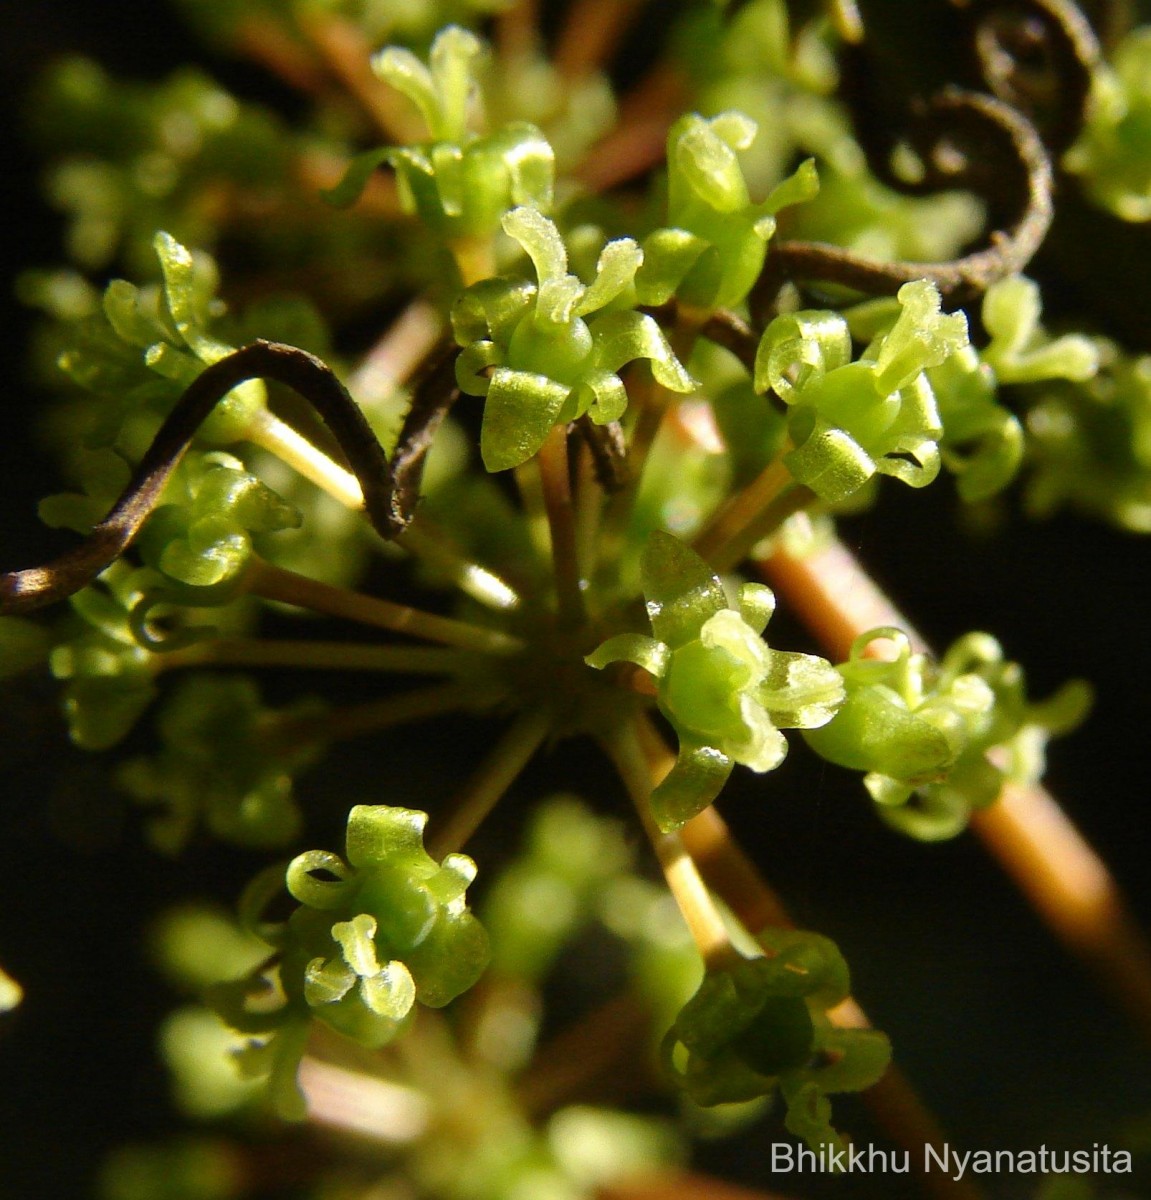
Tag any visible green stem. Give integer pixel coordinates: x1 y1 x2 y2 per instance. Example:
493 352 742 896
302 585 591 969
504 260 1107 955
268 680 486 747
247 560 525 656
604 721 738 970
426 710 552 858
156 637 481 676
537 425 586 626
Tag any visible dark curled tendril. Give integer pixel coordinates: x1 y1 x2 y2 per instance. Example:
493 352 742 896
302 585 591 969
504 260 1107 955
390 338 461 518
954 0 1101 153
751 88 1053 317
0 341 411 615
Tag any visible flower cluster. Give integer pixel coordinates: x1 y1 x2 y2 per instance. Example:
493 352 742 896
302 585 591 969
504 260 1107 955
454 206 695 470
755 280 969 504
663 929 890 1151
804 629 1091 840
588 532 842 830
213 805 489 1117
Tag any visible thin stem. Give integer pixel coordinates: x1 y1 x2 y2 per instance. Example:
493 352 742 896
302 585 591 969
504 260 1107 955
426 710 552 858
233 16 331 96
572 62 687 191
247 559 524 656
514 457 553 567
554 0 647 79
247 407 363 509
972 778 1151 1040
297 13 421 143
574 438 606 610
450 236 499 288
672 805 984 1200
629 713 986 1200
347 299 445 409
496 0 540 61
537 425 585 626
248 406 522 612
607 721 737 970
155 637 480 676
760 534 1151 1041
692 455 797 570
269 680 483 746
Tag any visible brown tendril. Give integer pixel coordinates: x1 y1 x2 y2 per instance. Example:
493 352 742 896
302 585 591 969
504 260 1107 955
390 337 461 517
955 0 1101 153
575 415 629 492
751 88 1053 317
0 341 449 615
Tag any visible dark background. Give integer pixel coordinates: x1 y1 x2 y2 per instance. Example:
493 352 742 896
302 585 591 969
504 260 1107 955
2 2 1151 1198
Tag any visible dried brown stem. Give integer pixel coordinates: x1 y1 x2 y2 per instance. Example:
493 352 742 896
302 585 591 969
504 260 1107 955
753 89 1053 314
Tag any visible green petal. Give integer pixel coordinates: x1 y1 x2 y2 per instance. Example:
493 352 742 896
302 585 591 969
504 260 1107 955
784 417 875 503
580 369 628 424
737 583 775 635
585 632 669 676
641 530 728 648
319 147 393 210
758 650 845 728
575 237 643 316
755 310 851 401
635 228 708 306
480 368 573 471
650 738 733 832
359 961 418 1020
503 206 569 289
345 805 428 869
590 310 696 393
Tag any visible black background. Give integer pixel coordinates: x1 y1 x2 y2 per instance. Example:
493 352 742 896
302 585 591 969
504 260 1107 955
2 2 1151 1197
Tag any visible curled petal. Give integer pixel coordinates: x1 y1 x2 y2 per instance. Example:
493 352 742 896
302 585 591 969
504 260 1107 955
503 206 569 289
345 805 428 869
287 851 353 910
784 418 876 503
650 738 734 832
757 651 846 729
755 311 852 402
359 961 418 1020
590 310 696 393
641 530 728 648
585 632 670 678
576 237 643 316
737 583 775 635
579 370 628 424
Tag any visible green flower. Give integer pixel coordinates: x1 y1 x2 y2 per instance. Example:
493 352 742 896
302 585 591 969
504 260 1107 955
1065 28 1151 222
117 675 321 853
803 629 1091 840
587 532 842 830
212 805 489 1117
755 280 968 503
325 26 554 240
663 929 890 1152
637 112 819 312
454 207 695 471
